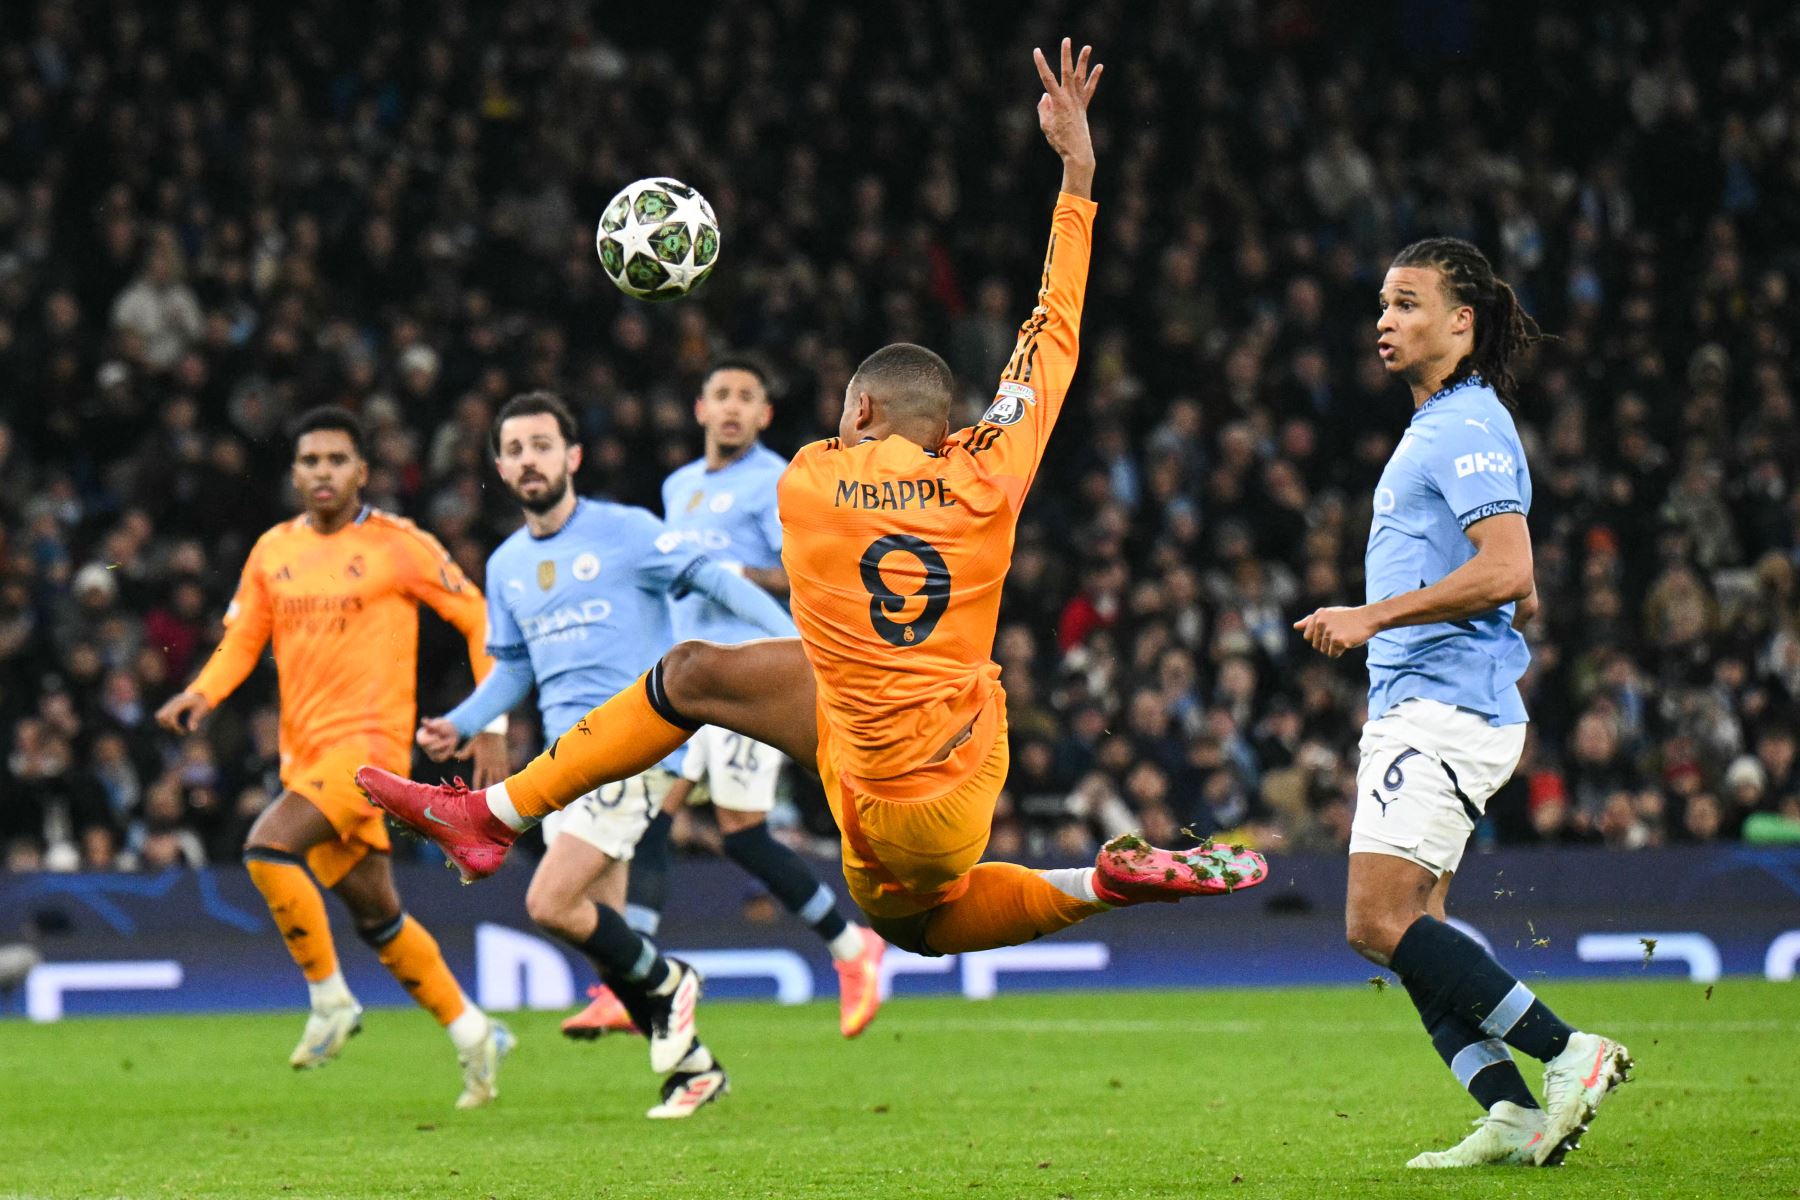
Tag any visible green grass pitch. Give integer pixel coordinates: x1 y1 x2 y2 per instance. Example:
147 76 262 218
2 981 1795 1199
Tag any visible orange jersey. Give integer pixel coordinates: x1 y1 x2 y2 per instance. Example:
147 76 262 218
780 192 1096 789
189 507 491 767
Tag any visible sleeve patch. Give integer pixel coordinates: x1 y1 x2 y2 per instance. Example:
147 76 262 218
1458 499 1524 529
980 394 1028 426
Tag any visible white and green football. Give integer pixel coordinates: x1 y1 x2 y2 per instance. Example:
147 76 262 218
595 177 720 302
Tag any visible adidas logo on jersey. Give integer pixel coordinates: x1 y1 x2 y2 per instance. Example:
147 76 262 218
1453 450 1514 478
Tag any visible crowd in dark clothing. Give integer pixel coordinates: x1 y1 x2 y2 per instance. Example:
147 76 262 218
3 0 1799 871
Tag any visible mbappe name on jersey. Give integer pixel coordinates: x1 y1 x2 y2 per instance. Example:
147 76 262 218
832 477 957 512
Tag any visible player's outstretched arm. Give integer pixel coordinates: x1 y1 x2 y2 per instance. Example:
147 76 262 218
171 542 275 724
959 43 1102 507
432 653 536 755
1033 38 1102 199
677 558 797 638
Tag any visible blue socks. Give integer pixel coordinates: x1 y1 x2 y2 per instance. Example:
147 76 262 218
574 901 671 992
625 811 673 935
1401 974 1539 1110
1391 915 1575 1075
722 824 850 943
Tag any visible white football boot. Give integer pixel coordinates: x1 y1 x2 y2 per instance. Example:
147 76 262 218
1535 1032 1633 1165
455 1018 515 1109
1407 1101 1547 1168
288 1000 363 1069
646 1067 729 1119
645 959 703 1074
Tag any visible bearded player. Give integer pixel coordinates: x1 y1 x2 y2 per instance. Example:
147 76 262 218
157 407 511 1108
362 41 1266 970
418 391 797 1117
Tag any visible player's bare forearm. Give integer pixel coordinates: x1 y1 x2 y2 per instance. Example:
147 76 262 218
1368 560 1529 633
744 565 790 599
1369 519 1533 633
1059 161 1094 201
1297 515 1532 656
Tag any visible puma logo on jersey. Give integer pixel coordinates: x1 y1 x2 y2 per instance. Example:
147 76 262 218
833 478 957 511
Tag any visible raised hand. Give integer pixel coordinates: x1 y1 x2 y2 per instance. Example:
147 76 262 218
1033 38 1102 195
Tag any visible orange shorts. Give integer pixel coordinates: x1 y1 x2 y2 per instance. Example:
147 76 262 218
819 698 1009 921
282 739 402 887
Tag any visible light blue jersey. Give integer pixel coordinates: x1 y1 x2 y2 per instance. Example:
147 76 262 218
1364 376 1532 726
442 496 795 766
660 443 788 644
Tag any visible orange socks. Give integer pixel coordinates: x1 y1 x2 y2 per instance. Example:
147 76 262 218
246 852 338 983
368 915 468 1026
506 669 693 820
250 850 473 1029
920 863 1108 954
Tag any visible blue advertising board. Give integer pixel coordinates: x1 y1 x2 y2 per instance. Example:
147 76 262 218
2 847 1796 1020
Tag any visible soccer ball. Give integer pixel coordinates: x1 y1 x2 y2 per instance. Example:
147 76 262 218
595 177 720 302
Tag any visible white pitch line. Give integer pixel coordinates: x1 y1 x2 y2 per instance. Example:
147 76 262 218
878 1017 1800 1036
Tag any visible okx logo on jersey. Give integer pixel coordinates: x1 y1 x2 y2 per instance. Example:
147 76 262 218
1454 450 1515 478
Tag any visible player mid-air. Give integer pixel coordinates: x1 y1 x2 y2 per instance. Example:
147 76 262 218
156 407 512 1108
417 391 799 1117
362 40 1266 968
1293 239 1632 1168
563 358 883 1043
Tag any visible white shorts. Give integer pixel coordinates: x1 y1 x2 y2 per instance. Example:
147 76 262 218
540 768 677 861
680 724 784 814
1349 699 1526 875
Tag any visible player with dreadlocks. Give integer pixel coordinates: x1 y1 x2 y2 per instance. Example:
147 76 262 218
1293 238 1633 1168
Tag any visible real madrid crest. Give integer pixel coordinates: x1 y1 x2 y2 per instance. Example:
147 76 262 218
537 560 556 590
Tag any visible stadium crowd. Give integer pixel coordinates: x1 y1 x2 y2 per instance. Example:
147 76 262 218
3 0 1799 873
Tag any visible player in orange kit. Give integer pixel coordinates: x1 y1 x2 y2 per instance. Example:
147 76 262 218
362 41 1267 959
156 407 513 1108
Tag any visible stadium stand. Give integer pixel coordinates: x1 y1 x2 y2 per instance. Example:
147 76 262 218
2 0 1798 871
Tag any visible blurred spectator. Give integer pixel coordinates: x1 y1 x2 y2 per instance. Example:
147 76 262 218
111 234 204 374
